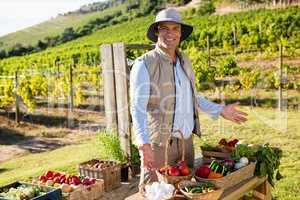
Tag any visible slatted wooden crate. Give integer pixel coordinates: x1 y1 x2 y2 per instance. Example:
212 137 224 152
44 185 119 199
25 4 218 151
78 159 121 192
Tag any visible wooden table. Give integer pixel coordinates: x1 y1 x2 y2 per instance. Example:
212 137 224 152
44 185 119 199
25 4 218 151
125 176 271 200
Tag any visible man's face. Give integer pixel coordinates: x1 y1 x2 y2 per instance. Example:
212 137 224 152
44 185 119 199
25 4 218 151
157 21 181 50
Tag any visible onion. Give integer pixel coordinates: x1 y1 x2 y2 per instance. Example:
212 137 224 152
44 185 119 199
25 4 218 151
239 157 249 165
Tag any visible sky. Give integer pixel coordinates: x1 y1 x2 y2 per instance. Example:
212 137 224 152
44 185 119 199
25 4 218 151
0 0 102 37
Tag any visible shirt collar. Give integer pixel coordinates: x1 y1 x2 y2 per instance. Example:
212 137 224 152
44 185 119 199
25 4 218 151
154 43 183 64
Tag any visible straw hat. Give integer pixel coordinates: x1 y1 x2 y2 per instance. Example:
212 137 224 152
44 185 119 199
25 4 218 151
147 8 193 42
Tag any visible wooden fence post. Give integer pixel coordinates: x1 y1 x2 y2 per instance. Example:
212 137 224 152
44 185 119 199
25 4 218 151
278 43 283 111
69 63 74 112
68 62 74 128
112 42 131 158
258 22 263 54
207 35 211 68
101 44 118 130
14 71 20 124
232 25 237 54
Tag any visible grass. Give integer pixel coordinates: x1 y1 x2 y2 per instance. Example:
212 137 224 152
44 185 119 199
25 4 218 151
0 135 102 186
0 107 299 199
202 89 300 110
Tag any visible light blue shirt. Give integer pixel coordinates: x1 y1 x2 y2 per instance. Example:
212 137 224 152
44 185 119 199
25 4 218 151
130 58 224 146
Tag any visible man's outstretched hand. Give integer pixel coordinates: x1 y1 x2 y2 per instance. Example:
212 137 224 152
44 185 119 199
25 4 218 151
221 102 248 124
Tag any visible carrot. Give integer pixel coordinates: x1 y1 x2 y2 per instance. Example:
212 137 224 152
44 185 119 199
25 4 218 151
207 171 223 179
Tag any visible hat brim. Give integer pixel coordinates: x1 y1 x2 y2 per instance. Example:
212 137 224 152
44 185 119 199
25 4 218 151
147 21 193 43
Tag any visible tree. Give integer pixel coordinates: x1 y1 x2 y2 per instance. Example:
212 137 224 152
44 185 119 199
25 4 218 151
44 36 60 47
60 27 78 43
0 49 6 59
37 40 47 51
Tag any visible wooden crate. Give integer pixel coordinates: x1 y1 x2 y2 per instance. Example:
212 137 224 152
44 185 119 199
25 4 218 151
0 181 61 200
201 150 231 164
63 179 104 200
78 159 121 192
195 162 256 190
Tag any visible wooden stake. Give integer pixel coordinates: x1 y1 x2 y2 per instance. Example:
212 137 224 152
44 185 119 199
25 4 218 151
278 43 283 111
112 42 131 158
101 44 118 130
207 35 211 68
68 62 74 128
14 71 20 124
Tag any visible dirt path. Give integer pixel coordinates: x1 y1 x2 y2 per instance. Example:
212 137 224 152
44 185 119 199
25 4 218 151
0 103 106 162
0 133 93 162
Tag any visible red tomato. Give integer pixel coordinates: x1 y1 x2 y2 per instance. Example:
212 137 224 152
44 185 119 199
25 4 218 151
44 171 53 179
39 175 47 183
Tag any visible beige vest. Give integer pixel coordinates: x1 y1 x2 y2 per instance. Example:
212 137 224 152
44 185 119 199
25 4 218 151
137 45 201 146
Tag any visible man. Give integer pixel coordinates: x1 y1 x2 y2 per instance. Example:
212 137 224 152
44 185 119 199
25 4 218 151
130 8 247 192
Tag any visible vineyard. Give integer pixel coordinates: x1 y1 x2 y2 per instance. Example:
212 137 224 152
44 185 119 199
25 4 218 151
0 6 299 117
0 3 299 200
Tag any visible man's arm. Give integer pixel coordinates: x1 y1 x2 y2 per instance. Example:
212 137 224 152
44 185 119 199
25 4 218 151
197 94 224 119
130 60 155 170
197 94 247 123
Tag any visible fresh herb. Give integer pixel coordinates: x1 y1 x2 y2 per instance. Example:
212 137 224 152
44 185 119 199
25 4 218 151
231 144 256 159
98 131 126 163
98 131 141 167
130 144 141 166
201 143 219 151
255 143 283 187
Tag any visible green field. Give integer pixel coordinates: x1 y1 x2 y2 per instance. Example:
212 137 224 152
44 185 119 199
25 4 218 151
0 4 125 50
0 107 299 199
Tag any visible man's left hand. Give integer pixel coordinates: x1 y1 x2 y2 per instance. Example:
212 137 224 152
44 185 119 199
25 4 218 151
221 102 247 124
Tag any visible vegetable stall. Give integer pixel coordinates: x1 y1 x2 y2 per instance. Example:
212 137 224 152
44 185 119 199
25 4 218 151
126 138 283 200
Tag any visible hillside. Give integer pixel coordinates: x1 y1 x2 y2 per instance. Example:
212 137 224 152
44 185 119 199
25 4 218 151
0 4 125 51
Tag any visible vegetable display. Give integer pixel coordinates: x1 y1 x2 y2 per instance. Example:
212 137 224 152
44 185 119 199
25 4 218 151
201 138 239 153
196 159 238 179
231 144 256 159
201 138 283 187
38 170 97 193
0 185 44 200
158 161 191 176
218 138 239 152
183 182 216 194
255 144 283 187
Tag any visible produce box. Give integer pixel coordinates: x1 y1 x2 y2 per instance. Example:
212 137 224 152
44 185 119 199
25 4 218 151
201 138 238 164
195 162 256 190
37 170 104 200
62 179 104 200
201 150 231 164
78 159 121 192
0 181 61 200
